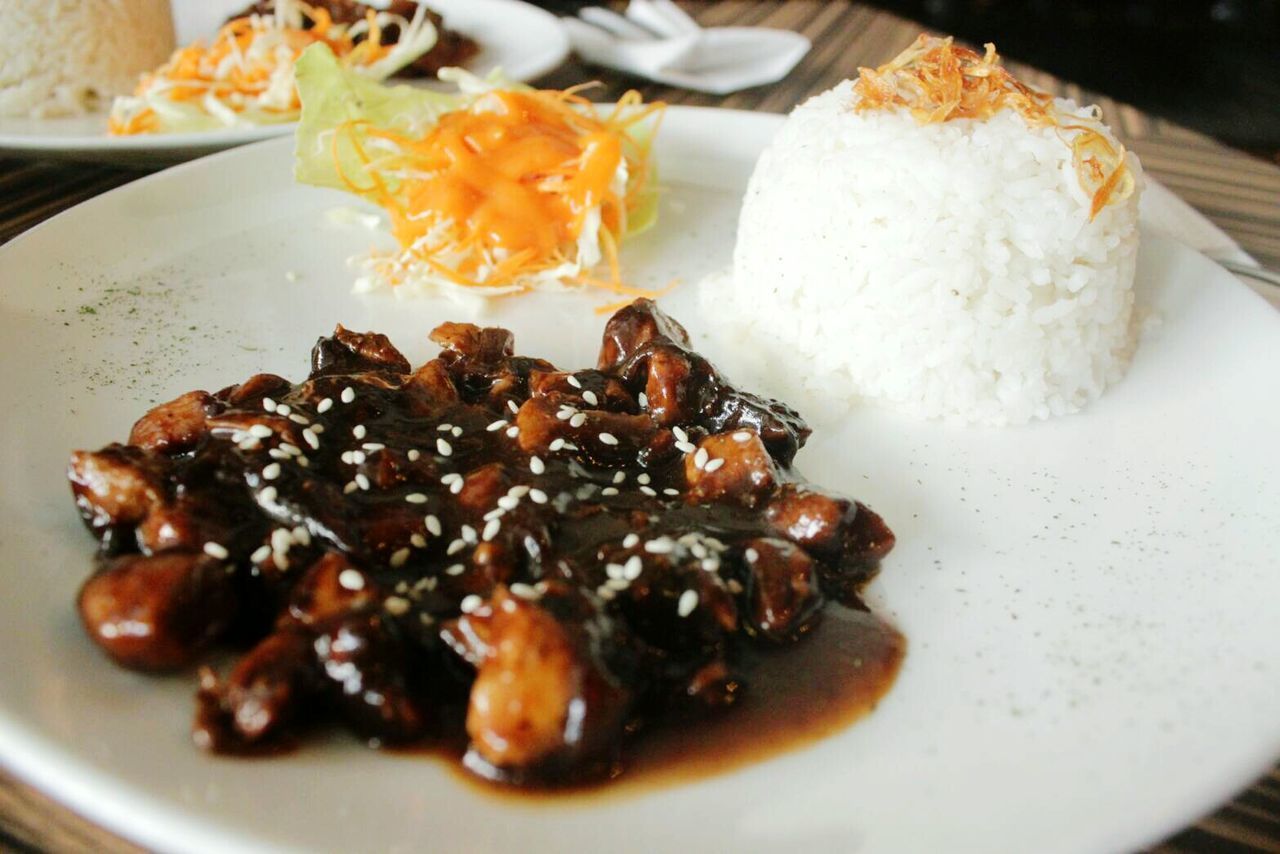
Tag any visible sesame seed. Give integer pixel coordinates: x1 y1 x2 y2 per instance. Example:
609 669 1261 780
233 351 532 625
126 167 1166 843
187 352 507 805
483 508 504 522
343 481 358 494
482 519 501 541
461 525 477 544
556 408 573 421
452 426 463 437
601 487 619 496
405 493 427 504
297 457 310 468
460 594 482 614
606 563 624 580
440 473 462 485
624 556 643 580
581 390 599 406
249 424 273 438
701 558 720 573
733 431 752 442
677 589 699 617
450 479 463 495
445 563 466 576
606 577 630 591
529 488 548 504
384 596 410 616
569 413 587 428
262 398 277 412
613 471 626 484
497 495 519 510
310 424 325 434
352 451 367 465
694 448 709 470
272 551 288 571
287 413 307 426
487 419 508 432
353 424 367 440
447 539 467 555
745 548 759 563
250 545 272 564
338 569 364 590
292 526 311 547
279 443 301 456
436 438 452 456
407 449 421 461
509 583 538 599
363 443 385 451
639 486 657 497
567 375 582 389
672 426 688 442
271 528 293 552
549 438 566 452
425 515 442 536
727 579 744 594
675 441 696 454
203 542 229 560
276 404 292 416
663 488 680 496
623 533 640 548
410 534 427 549
341 451 354 464
645 537 674 554
508 485 530 498
598 432 618 446
530 456 545 475
415 577 438 593
507 400 519 415
505 426 520 438
262 462 281 480
355 473 370 490
704 458 725 473
340 387 355 404
437 423 453 432
638 392 648 408
637 473 651 485
303 428 320 450
269 449 289 461
238 438 260 451
389 547 411 568
317 398 333 413
597 586 616 601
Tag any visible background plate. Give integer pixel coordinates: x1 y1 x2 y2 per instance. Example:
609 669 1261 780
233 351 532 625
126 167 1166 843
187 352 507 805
0 0 570 165
0 108 1278 853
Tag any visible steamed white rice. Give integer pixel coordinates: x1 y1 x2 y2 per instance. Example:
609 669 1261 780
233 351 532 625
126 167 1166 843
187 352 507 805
702 79 1144 426
0 0 175 118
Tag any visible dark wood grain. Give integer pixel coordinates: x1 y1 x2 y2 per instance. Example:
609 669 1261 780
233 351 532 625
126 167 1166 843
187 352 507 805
1 3 1277 851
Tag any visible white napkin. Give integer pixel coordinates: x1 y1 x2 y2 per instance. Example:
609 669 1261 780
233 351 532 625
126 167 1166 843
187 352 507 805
1142 178 1277 307
564 0 810 95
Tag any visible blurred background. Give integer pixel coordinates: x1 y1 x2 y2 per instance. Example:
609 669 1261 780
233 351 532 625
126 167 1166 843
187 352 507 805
538 0 1280 163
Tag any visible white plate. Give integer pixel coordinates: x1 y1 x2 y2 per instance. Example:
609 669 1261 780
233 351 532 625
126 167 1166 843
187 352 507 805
1 107 1279 854
0 0 570 166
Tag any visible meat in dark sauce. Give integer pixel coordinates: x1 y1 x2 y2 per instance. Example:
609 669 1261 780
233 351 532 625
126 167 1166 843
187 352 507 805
68 300 898 787
231 0 480 78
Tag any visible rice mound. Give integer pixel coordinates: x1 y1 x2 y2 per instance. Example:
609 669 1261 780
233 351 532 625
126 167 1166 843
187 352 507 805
702 79 1144 426
0 0 175 118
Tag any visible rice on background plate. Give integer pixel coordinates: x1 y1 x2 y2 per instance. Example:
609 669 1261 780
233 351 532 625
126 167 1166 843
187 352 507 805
0 0 174 118
702 38 1144 426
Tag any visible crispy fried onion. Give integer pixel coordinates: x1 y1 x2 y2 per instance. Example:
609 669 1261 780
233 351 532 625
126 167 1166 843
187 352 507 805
854 35 1134 219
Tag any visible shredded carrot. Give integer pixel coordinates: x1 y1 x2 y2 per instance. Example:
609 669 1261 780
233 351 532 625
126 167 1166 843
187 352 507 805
332 86 666 298
109 1 417 136
853 35 1134 219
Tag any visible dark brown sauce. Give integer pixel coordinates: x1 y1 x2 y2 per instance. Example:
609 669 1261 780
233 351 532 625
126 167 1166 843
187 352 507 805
396 608 905 798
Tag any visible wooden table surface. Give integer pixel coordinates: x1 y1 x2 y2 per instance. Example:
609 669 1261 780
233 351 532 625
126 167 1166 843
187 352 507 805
2 2 1278 851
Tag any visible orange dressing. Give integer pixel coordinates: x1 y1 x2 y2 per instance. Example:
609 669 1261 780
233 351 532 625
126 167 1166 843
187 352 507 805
336 87 664 297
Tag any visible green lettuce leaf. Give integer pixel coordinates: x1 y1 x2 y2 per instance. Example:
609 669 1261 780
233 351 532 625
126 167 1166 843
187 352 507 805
293 43 461 192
